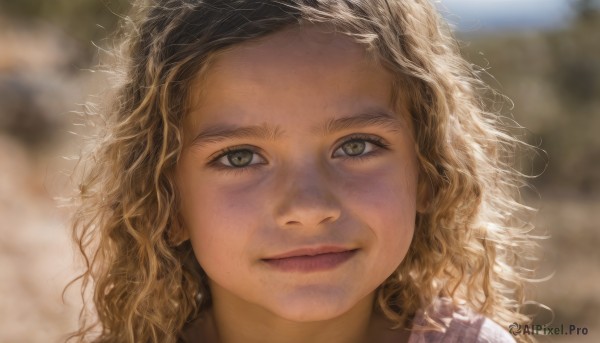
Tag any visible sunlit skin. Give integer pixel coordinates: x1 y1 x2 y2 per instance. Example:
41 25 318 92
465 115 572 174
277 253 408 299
176 25 420 343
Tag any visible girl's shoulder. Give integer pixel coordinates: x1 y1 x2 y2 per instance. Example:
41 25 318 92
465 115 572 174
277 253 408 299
408 298 516 343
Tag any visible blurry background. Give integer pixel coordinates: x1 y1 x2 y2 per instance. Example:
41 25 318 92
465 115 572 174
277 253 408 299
0 0 598 342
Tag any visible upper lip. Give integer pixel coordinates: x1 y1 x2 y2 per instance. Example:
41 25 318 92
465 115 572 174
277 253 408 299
263 246 356 260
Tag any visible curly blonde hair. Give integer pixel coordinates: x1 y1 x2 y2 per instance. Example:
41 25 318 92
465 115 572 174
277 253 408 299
67 0 540 342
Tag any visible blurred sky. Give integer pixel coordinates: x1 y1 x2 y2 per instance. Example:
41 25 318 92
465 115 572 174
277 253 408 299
437 0 579 32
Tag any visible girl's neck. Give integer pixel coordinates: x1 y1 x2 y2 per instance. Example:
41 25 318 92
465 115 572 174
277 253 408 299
185 290 412 343
214 291 373 343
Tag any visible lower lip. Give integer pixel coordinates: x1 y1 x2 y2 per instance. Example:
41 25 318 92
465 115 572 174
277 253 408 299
262 250 358 272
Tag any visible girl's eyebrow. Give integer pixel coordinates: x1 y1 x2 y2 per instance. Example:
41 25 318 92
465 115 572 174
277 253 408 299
190 111 404 148
191 124 282 148
320 111 404 136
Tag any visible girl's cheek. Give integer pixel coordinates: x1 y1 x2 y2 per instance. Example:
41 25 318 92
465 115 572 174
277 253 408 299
342 163 417 203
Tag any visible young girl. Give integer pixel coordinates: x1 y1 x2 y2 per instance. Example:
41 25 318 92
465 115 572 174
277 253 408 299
67 0 539 342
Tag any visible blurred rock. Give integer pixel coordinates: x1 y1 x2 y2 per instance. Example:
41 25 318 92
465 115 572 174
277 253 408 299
0 72 60 149
0 18 82 151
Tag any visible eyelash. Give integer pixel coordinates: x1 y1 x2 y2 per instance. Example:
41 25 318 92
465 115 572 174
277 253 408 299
207 134 390 175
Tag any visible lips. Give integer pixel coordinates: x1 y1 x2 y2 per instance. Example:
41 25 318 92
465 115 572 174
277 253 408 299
262 246 358 272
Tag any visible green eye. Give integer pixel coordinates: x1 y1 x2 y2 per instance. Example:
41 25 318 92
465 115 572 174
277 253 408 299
209 145 267 175
226 150 254 167
333 134 388 159
341 140 366 156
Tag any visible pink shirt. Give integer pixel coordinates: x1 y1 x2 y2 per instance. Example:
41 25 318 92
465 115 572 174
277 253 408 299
407 299 516 343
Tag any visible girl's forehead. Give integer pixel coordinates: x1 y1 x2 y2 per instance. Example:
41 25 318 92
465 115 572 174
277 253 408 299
205 25 380 84
186 25 397 127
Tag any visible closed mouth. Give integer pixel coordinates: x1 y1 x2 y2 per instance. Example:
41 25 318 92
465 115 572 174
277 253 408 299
262 248 359 272
263 246 356 260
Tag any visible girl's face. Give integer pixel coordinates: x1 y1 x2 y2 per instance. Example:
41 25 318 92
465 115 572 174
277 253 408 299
177 25 419 322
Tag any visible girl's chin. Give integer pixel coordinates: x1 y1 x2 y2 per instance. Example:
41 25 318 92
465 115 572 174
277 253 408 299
260 289 370 322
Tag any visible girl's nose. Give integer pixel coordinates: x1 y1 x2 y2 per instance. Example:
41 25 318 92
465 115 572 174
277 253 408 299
274 166 342 229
